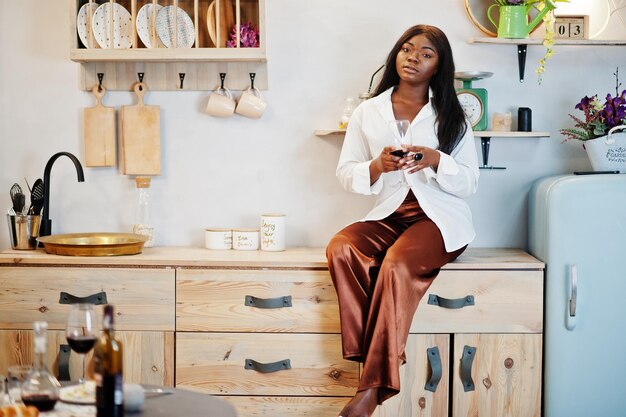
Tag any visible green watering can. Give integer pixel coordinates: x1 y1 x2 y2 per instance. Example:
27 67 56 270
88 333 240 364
488 0 556 39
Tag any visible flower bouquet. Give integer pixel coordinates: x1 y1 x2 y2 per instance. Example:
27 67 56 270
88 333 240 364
560 68 626 171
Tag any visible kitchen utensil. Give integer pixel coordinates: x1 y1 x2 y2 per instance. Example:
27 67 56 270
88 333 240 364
7 214 41 250
28 178 44 215
10 183 24 215
156 5 195 48
207 0 235 48
84 85 116 167
121 82 161 176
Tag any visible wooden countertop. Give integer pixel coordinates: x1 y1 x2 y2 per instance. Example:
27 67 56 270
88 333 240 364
0 247 544 270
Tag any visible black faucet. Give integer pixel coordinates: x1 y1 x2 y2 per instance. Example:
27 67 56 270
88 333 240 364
39 152 85 238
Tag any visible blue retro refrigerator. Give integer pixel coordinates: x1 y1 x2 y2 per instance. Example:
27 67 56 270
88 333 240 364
528 174 626 417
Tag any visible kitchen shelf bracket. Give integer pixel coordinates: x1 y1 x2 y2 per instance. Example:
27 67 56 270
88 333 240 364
479 136 506 170
517 44 527 83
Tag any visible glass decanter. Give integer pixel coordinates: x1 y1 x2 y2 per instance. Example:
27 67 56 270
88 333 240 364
21 321 61 411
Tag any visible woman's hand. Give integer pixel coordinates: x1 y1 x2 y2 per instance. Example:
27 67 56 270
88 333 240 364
373 146 406 173
400 145 440 174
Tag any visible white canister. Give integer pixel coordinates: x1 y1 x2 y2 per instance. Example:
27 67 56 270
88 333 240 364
232 228 260 251
260 213 286 251
205 228 232 250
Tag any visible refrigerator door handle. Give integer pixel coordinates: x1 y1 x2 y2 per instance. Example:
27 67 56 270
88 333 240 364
566 264 578 330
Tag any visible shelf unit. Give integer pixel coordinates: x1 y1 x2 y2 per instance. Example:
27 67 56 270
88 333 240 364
70 0 267 91
314 128 550 170
468 37 626 82
474 131 550 170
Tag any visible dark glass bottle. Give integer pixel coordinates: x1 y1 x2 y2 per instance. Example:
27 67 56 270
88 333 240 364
94 305 124 417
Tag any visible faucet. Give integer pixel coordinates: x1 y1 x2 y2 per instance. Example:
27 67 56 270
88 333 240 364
39 152 85 238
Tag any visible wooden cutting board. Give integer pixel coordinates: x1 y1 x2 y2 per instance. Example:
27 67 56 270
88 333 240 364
207 0 235 48
84 86 116 167
121 82 161 176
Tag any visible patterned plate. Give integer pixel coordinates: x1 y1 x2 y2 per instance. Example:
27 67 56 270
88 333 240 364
92 2 133 49
156 6 195 48
137 3 166 48
76 2 100 49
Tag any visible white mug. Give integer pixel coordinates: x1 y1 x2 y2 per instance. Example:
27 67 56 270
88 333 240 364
232 228 260 250
205 228 232 250
206 87 236 117
260 213 286 251
235 87 266 119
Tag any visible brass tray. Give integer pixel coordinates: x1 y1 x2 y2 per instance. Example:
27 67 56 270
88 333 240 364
37 233 149 256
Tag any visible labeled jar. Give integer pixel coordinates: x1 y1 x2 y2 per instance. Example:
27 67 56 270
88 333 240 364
132 177 154 247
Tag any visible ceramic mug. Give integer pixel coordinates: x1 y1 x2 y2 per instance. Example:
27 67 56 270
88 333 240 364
260 213 286 251
205 228 232 250
235 87 266 119
232 228 260 250
206 87 236 117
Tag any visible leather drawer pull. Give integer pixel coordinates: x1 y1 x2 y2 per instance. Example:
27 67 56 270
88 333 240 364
244 358 291 373
58 344 71 381
244 295 292 309
427 294 474 309
460 345 477 392
59 291 108 305
424 346 442 392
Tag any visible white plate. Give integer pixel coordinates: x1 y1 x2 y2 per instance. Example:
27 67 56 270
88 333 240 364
137 3 166 48
76 2 100 49
92 2 133 49
59 381 96 405
156 6 195 48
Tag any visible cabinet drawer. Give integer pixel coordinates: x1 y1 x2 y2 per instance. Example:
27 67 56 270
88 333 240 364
222 396 350 417
412 270 543 333
0 267 175 331
176 333 358 396
176 269 339 332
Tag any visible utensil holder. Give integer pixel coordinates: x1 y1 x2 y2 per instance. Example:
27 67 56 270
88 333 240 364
7 214 41 250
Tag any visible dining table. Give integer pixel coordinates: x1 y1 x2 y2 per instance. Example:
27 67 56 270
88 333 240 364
40 385 237 417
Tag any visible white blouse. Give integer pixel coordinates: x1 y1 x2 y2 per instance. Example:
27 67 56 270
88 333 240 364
336 87 480 252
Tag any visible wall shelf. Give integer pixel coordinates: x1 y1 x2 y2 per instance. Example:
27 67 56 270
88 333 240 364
315 128 550 171
468 37 626 82
473 131 550 170
315 129 346 136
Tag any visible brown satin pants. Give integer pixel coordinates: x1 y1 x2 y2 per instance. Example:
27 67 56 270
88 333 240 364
326 191 466 404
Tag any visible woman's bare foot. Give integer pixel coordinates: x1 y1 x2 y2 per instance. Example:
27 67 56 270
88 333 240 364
338 388 378 417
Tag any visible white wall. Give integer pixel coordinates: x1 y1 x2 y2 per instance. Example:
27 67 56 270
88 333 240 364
1 0 624 250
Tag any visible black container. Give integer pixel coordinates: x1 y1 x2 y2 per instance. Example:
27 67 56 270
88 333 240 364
518 107 532 132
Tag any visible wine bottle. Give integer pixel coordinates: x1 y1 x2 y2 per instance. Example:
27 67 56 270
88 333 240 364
94 305 124 417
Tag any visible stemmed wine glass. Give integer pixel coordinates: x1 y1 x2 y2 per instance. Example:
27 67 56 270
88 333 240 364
389 119 412 184
66 303 98 385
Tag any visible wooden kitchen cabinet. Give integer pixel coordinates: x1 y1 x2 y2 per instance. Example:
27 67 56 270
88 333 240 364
0 265 175 386
0 247 543 417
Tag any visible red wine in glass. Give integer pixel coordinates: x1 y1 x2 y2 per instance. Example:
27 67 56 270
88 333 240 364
67 335 97 354
22 393 59 411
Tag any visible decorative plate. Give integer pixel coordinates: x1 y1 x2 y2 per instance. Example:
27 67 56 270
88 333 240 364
137 3 166 48
76 2 100 49
92 2 133 49
156 6 195 48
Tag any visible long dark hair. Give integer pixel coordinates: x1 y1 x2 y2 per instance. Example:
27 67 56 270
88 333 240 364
372 25 467 155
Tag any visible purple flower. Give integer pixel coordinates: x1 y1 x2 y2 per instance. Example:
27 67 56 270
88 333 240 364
226 22 260 48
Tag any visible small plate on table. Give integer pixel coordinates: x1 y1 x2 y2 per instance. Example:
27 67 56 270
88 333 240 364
59 381 96 405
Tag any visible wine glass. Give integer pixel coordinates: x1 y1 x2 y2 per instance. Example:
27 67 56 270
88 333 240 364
389 119 412 184
66 303 98 385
